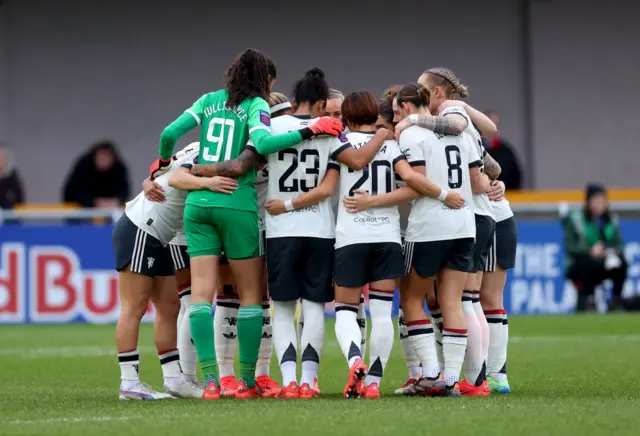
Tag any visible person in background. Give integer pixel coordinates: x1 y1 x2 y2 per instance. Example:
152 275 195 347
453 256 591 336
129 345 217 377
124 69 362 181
324 88 344 121
63 140 130 208
483 110 522 190
0 144 25 209
561 183 627 312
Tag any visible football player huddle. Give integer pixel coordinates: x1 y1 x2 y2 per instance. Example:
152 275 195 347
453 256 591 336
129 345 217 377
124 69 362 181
112 48 516 401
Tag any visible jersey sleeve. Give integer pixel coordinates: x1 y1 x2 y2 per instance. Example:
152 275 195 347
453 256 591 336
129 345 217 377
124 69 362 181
247 98 272 135
329 133 352 160
399 130 425 167
185 94 208 126
440 105 472 126
468 138 483 169
158 112 199 160
327 158 340 172
390 141 407 168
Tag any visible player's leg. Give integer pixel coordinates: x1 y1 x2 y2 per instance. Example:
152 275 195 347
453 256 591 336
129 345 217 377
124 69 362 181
426 281 444 376
357 293 367 358
299 238 334 398
439 238 475 397
267 237 302 399
113 215 172 400
221 208 265 398
362 243 404 399
184 205 222 400
214 259 240 396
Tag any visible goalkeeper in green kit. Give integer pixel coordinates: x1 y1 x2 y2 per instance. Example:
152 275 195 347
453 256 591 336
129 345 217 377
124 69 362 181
151 48 343 400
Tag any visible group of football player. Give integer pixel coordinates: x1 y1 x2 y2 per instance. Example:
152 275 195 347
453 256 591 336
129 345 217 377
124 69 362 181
112 48 515 401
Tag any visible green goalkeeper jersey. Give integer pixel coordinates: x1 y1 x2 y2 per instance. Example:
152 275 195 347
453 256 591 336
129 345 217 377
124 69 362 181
158 89 307 213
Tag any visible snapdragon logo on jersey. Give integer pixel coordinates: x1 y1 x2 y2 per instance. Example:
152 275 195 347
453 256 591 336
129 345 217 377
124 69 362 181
353 209 391 225
0 225 155 324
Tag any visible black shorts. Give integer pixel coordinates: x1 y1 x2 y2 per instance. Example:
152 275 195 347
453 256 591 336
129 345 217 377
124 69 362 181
266 236 334 303
484 216 517 272
169 244 190 271
404 238 475 278
112 215 174 277
472 214 496 273
334 242 405 288
220 230 266 265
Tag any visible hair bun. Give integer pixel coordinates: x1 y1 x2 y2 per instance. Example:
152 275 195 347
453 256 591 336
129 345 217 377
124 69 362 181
417 86 431 104
305 67 326 80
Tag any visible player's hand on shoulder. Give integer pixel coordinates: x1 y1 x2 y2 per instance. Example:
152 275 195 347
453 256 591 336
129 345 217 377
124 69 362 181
265 199 286 216
394 117 412 140
487 180 505 202
143 177 165 203
203 176 238 195
310 117 344 137
343 189 372 213
444 191 465 209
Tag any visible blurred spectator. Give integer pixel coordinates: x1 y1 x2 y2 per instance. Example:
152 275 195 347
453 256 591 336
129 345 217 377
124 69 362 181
483 110 522 190
0 144 25 209
324 88 344 120
63 140 130 208
561 183 627 312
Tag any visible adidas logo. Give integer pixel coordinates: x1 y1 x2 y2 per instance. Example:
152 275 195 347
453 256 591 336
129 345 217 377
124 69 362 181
223 333 237 339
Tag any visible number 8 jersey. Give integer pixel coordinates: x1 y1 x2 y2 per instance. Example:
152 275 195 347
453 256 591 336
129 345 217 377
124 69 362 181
400 125 479 242
265 115 343 239
333 132 406 249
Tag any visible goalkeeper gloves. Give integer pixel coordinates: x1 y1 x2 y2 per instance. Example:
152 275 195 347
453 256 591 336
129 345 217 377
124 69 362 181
149 158 171 180
300 117 344 140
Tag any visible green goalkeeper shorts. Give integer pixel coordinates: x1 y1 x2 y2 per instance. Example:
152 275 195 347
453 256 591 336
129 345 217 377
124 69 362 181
183 205 262 259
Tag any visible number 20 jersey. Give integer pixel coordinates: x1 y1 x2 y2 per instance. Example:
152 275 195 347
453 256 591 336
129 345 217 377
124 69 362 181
266 115 344 239
400 125 478 243
333 132 405 249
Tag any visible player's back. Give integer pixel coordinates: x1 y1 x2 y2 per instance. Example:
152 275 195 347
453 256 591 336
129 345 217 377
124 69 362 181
335 131 402 248
266 115 336 239
402 125 475 242
187 89 268 212
126 143 199 245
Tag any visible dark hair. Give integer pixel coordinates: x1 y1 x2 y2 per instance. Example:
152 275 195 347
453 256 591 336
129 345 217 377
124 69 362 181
396 83 430 108
225 48 276 109
341 91 379 126
292 67 329 105
381 85 402 101
378 95 395 126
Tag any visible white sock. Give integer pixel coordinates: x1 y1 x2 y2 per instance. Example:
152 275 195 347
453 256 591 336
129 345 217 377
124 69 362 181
273 300 298 386
300 299 325 386
335 303 363 368
118 349 140 390
214 294 239 379
256 298 272 378
296 300 304 349
442 329 467 387
357 294 367 357
463 295 483 385
473 292 490 365
406 319 440 379
485 308 505 374
428 305 445 373
177 292 197 383
490 313 509 382
159 348 181 389
398 308 422 379
366 289 394 386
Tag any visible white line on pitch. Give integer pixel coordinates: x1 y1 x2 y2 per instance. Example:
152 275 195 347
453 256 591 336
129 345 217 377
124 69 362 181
6 416 142 425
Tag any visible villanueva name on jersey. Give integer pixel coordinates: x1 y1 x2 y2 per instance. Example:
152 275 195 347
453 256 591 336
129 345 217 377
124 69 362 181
203 101 247 122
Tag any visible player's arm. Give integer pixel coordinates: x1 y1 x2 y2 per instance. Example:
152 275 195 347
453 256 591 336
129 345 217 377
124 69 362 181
158 94 206 160
396 160 465 209
189 147 261 178
248 99 343 155
470 166 491 194
458 103 498 136
395 111 468 138
483 150 502 180
332 129 393 170
344 185 420 212
265 166 339 216
169 166 238 194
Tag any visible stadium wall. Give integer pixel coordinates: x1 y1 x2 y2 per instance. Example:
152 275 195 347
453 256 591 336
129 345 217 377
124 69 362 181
1 0 638 202
2 219 640 324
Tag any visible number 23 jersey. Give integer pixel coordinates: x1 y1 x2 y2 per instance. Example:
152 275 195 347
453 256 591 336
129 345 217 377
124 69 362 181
333 132 406 249
265 115 343 239
400 125 479 242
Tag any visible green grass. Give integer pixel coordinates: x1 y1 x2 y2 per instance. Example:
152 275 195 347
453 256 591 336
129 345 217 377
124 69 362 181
1 315 639 436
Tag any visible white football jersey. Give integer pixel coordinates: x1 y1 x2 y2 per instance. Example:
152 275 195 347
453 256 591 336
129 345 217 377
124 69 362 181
333 132 405 249
255 164 269 232
265 115 344 239
397 178 412 238
492 197 514 222
441 106 493 218
125 143 199 246
400 125 477 242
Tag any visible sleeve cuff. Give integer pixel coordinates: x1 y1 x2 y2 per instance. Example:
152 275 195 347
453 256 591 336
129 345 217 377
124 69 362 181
185 110 201 126
469 160 483 169
327 162 340 172
245 145 260 155
409 160 426 167
330 143 352 160
392 155 407 167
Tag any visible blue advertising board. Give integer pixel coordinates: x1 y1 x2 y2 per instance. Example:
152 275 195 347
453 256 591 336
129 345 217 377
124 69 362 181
1 219 640 323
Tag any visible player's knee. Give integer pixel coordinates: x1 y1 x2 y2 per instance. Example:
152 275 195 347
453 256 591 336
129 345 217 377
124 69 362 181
155 296 180 319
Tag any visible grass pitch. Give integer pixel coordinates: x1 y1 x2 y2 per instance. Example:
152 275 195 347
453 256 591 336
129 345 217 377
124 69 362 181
1 315 639 436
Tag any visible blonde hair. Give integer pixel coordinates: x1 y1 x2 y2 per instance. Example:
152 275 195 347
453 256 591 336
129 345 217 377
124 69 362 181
268 92 292 117
380 85 402 102
328 88 344 101
425 67 469 99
